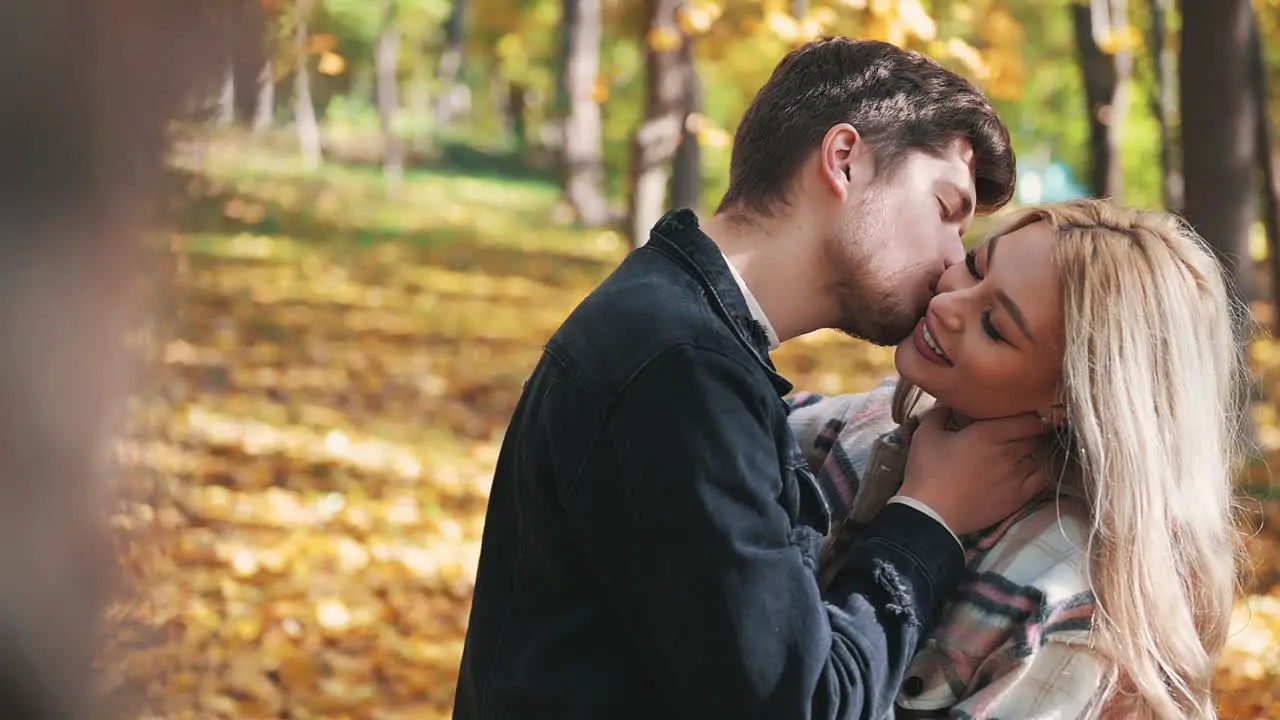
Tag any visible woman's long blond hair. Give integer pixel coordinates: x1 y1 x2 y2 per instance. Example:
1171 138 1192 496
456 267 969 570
893 199 1249 719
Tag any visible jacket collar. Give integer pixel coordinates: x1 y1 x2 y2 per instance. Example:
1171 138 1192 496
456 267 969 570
644 209 793 397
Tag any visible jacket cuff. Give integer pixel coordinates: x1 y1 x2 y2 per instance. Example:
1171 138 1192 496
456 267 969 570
856 502 966 627
884 496 964 553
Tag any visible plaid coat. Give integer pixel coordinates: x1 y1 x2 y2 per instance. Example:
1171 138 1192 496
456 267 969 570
788 378 1114 719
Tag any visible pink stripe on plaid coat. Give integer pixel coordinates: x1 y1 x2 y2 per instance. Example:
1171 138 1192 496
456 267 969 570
788 378 1114 719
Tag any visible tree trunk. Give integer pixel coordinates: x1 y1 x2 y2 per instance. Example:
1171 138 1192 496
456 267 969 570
1181 0 1257 304
793 0 809 18
435 0 468 128
1148 0 1182 211
560 0 610 226
252 57 275 133
293 0 323 169
217 61 236 127
1071 0 1133 200
628 0 694 247
410 52 434 152
377 0 404 196
1249 4 1280 332
670 36 702 212
507 83 529 152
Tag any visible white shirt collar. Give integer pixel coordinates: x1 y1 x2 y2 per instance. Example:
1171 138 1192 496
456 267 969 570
722 252 780 351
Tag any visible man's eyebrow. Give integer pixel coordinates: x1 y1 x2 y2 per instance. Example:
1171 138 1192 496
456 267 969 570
995 289 1035 343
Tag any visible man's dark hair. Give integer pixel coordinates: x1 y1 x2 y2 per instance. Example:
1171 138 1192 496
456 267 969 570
717 37 1016 216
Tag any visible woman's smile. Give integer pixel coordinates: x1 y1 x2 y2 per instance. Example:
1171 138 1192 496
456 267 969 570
912 316 952 365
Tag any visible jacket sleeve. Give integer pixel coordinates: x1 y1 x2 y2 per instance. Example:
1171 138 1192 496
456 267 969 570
562 345 964 720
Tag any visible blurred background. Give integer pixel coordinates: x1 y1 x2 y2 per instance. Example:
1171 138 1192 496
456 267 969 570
108 0 1280 717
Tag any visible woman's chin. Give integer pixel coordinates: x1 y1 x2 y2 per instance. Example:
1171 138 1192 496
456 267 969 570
893 345 951 402
893 342 935 388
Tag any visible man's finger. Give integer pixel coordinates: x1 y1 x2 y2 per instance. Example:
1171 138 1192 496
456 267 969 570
1012 451 1040 482
1021 468 1051 501
912 406 953 439
965 411 1047 443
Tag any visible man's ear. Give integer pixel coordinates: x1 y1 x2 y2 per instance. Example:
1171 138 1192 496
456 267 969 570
818 123 868 202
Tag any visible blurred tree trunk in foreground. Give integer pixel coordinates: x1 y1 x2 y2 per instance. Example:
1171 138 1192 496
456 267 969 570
0 1 230 717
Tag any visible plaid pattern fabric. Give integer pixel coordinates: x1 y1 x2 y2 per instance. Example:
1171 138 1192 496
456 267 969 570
788 378 1113 719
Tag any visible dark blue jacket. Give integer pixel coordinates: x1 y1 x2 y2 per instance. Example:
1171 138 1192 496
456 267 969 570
454 210 965 720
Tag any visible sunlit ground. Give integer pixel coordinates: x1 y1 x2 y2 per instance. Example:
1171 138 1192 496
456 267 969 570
105 142 1280 718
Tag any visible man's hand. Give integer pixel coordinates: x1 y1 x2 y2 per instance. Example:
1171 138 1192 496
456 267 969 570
899 406 1050 535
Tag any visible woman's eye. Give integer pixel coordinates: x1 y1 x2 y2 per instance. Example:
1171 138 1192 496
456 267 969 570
981 310 1005 343
964 248 981 279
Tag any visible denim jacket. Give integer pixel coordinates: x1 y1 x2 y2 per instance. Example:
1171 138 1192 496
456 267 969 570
454 210 968 719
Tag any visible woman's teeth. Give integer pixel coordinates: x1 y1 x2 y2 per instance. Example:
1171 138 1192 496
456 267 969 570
923 324 949 361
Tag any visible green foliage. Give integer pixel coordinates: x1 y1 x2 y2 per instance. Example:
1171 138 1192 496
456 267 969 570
255 0 1280 215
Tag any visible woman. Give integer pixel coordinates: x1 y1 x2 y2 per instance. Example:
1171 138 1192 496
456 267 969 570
788 198 1248 719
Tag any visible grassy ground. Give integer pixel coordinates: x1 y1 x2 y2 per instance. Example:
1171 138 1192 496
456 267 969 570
107 150 1280 718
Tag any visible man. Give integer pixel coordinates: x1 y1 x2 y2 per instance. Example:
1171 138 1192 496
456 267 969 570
456 38 1042 719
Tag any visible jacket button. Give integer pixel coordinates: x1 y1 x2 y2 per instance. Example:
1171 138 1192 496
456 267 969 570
902 676 925 697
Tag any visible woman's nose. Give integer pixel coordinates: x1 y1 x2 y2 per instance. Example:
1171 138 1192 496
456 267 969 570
930 293 965 333
929 270 968 332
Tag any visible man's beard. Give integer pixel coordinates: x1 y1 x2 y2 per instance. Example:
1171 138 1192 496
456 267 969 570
832 268 928 346
823 221 932 347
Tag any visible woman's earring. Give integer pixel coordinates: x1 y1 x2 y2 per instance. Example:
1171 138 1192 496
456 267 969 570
1040 403 1067 428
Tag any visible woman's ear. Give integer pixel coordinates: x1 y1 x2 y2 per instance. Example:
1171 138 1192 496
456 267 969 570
1042 402 1068 429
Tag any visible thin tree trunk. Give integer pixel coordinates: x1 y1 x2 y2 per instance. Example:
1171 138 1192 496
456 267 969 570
435 0 468 128
252 57 275 134
1249 5 1280 332
670 36 702 212
1071 0 1133 200
628 0 692 247
410 52 434 152
793 0 808 17
507 83 529 152
1148 0 1182 211
218 61 236 127
561 0 610 226
377 0 404 196
293 0 322 169
1180 0 1257 304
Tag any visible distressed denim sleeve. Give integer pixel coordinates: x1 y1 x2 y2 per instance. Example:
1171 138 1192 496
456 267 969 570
563 346 964 720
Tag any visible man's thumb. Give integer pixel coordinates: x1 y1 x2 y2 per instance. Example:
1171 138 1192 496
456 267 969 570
916 405 953 434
